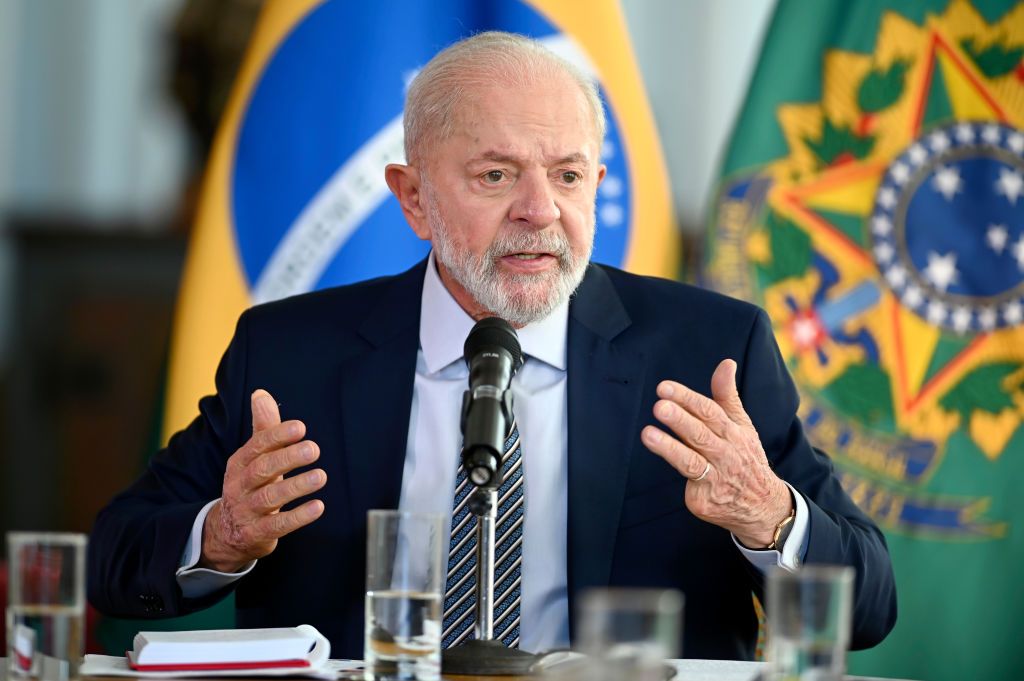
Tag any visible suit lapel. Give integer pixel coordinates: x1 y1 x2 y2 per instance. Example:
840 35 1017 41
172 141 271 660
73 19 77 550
336 260 648 636
339 261 425 522
566 265 647 633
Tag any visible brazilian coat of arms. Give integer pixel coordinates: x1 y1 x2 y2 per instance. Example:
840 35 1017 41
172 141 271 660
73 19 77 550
708 1 1024 540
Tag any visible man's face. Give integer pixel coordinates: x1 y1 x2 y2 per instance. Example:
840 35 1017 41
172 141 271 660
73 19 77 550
418 74 606 325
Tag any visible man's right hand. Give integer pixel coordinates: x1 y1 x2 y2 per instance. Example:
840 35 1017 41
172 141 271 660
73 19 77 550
199 389 327 573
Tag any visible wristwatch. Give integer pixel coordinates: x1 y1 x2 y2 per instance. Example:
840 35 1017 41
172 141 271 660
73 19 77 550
767 507 796 551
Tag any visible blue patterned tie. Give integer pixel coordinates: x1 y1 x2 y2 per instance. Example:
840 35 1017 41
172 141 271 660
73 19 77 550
442 420 524 649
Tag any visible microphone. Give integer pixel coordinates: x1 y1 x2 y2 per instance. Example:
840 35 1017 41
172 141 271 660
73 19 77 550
460 318 524 488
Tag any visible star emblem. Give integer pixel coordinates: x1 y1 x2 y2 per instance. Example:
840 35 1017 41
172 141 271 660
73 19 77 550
1012 235 1024 271
931 166 962 201
982 125 1002 144
926 300 948 325
922 251 959 292
788 310 826 352
877 187 898 209
872 215 893 236
951 306 972 333
874 241 895 264
886 264 908 288
955 123 976 144
986 224 1009 254
1004 300 1024 325
908 144 928 165
903 284 924 308
996 168 1023 205
890 162 911 185
979 307 997 330
928 131 951 153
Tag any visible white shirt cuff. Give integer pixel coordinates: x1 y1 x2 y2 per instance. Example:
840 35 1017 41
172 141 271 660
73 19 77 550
732 482 808 572
175 498 257 598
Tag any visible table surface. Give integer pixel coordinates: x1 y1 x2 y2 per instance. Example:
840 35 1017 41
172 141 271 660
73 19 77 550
3 657 921 681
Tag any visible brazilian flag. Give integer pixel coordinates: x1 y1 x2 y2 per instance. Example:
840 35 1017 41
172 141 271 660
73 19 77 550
707 1 1024 680
102 0 677 655
164 0 677 439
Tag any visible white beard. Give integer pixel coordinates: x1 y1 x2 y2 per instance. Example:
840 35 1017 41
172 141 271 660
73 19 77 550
426 193 593 326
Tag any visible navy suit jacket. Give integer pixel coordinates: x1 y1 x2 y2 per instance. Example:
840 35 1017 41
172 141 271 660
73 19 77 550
88 260 896 660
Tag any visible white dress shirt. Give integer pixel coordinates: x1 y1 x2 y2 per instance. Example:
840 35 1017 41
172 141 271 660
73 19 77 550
177 253 808 652
399 252 571 652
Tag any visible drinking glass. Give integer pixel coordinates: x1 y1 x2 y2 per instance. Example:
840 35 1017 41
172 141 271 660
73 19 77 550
364 510 444 681
766 565 854 681
6 532 88 681
575 588 683 681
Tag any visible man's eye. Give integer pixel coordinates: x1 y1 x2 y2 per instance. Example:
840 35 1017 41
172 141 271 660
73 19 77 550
561 171 581 184
484 170 505 183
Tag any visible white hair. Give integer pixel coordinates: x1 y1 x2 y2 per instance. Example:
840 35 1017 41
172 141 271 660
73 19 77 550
403 31 606 164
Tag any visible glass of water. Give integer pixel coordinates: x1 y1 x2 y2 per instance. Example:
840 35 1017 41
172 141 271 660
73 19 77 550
364 510 444 681
575 588 683 681
6 532 88 681
766 565 854 681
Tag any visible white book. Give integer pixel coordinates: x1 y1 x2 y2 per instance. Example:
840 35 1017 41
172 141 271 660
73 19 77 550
127 625 325 670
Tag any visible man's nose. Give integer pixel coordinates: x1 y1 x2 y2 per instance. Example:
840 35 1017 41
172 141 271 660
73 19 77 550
508 173 560 227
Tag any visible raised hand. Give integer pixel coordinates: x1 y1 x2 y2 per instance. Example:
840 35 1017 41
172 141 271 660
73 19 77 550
200 389 326 572
641 359 792 548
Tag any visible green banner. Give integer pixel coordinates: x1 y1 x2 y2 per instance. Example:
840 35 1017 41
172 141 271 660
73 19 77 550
707 2 1024 680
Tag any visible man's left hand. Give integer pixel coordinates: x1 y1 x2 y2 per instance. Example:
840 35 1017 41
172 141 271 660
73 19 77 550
641 359 792 548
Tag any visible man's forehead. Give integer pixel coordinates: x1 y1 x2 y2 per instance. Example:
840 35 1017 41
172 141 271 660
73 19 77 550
449 89 598 155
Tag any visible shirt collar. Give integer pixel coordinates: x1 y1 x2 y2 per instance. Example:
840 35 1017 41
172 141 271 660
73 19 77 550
419 252 569 374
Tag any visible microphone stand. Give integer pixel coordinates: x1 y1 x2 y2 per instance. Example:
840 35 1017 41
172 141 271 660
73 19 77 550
442 396 538 676
469 486 498 641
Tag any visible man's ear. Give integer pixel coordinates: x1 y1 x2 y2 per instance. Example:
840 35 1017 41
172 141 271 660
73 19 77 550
385 163 431 240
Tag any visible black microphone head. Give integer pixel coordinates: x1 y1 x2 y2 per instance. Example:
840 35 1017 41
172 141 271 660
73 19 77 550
464 317 523 373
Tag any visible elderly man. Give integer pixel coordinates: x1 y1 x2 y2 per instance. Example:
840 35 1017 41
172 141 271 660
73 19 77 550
88 32 896 660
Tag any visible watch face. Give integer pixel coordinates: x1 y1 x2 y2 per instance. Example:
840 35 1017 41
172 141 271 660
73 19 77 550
772 512 796 551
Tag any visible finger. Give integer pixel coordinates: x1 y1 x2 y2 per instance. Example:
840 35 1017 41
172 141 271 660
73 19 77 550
710 359 754 428
231 421 308 469
251 389 282 432
642 426 713 481
653 399 727 461
252 419 307 456
657 380 732 439
249 468 327 514
243 440 320 489
254 499 325 541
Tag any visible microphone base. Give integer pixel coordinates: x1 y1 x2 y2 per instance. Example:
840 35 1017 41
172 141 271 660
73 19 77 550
441 639 539 676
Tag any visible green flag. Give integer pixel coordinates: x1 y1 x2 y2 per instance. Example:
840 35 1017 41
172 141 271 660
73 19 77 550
707 1 1024 680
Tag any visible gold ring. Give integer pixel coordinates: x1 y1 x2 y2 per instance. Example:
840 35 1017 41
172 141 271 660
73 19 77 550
693 461 711 482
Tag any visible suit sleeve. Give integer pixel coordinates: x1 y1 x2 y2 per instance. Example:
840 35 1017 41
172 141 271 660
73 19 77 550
738 309 898 650
86 311 253 618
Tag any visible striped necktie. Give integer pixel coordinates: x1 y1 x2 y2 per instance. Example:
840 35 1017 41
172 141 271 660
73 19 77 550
442 420 524 649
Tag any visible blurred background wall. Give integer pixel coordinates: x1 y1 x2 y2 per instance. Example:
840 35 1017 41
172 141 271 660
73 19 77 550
0 0 256 537
0 0 773 538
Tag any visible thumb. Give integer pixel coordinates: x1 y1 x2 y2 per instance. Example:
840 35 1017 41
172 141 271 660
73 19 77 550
710 359 753 428
251 389 282 433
